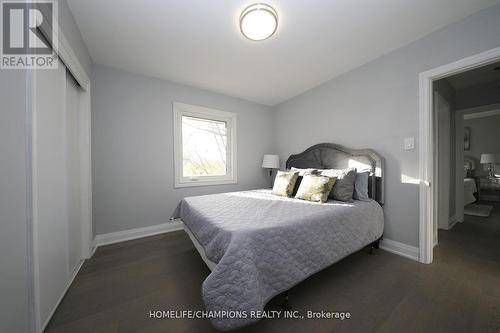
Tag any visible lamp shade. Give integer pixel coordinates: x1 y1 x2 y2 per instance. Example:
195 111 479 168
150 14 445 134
480 153 500 164
262 154 280 169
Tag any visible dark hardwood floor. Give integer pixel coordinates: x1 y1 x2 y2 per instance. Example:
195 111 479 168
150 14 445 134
46 203 500 333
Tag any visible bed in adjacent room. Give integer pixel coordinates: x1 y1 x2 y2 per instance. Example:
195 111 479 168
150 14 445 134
464 156 479 206
172 143 385 330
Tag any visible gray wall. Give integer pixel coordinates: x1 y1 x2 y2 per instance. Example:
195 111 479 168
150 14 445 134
271 4 500 247
463 114 500 175
92 65 273 235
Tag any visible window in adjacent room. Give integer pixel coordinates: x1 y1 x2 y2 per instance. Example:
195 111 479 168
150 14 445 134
173 102 237 187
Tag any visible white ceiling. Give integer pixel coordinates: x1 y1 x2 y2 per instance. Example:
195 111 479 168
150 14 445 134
446 61 500 90
67 0 500 106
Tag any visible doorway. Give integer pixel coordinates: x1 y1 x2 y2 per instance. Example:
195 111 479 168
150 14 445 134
418 46 500 264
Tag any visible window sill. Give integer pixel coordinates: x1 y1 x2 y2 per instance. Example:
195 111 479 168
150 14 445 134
174 179 237 188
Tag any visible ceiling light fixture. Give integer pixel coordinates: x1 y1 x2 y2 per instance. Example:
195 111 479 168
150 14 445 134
240 3 278 41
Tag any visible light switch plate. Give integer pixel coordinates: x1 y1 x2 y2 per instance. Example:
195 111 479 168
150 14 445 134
404 137 415 150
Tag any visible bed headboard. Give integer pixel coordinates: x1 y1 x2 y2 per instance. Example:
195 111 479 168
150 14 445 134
285 143 385 204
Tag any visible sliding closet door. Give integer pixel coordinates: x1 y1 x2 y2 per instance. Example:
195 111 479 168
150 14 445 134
66 71 83 274
35 58 70 325
34 59 84 328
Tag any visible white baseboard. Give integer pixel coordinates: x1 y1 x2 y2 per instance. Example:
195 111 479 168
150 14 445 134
380 238 419 262
40 259 85 332
448 216 459 230
94 221 183 248
89 238 98 258
93 223 421 263
40 222 183 331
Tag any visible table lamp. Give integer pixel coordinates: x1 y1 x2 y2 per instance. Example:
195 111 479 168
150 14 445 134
262 155 280 187
480 153 500 178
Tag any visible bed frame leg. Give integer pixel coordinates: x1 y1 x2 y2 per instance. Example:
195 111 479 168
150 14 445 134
369 239 380 255
282 290 292 311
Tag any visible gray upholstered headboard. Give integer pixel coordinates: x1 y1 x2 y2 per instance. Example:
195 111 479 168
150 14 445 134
285 143 385 204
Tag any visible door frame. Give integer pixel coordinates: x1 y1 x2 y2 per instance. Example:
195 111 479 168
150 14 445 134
433 91 451 245
26 11 92 333
418 46 500 264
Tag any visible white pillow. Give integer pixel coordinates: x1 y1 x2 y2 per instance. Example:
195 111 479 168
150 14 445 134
290 167 318 176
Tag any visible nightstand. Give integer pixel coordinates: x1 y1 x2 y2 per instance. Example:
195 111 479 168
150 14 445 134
479 177 500 202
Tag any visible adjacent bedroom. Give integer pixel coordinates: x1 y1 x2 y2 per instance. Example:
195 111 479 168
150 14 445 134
2 1 500 333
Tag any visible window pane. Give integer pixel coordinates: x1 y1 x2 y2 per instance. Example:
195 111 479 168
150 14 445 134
182 116 227 177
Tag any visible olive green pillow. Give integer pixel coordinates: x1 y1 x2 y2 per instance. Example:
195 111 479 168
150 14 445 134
272 170 299 197
290 167 319 196
294 175 337 203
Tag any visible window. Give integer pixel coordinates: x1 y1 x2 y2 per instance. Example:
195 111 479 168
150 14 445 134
173 102 237 187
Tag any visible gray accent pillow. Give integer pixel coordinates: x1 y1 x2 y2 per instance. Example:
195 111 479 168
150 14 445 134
353 171 370 201
319 168 357 202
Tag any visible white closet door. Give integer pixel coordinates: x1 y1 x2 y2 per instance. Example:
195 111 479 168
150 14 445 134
34 59 84 328
66 71 83 274
35 58 69 325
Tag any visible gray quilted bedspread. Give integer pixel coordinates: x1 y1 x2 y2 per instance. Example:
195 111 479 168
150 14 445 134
172 189 384 330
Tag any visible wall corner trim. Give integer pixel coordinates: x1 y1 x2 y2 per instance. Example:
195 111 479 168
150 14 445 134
448 216 459 230
40 259 85 332
380 238 419 262
89 238 98 258
94 221 184 248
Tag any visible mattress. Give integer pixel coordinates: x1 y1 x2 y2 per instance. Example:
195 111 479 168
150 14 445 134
183 223 216 271
172 189 384 330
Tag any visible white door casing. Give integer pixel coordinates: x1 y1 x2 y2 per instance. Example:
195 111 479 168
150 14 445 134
418 46 500 264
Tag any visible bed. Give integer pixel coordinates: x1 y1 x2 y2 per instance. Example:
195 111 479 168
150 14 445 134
172 143 385 330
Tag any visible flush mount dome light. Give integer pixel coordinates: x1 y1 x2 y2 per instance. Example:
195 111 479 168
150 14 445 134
240 3 278 41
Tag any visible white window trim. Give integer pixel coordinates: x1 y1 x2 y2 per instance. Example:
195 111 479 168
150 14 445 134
173 102 237 188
